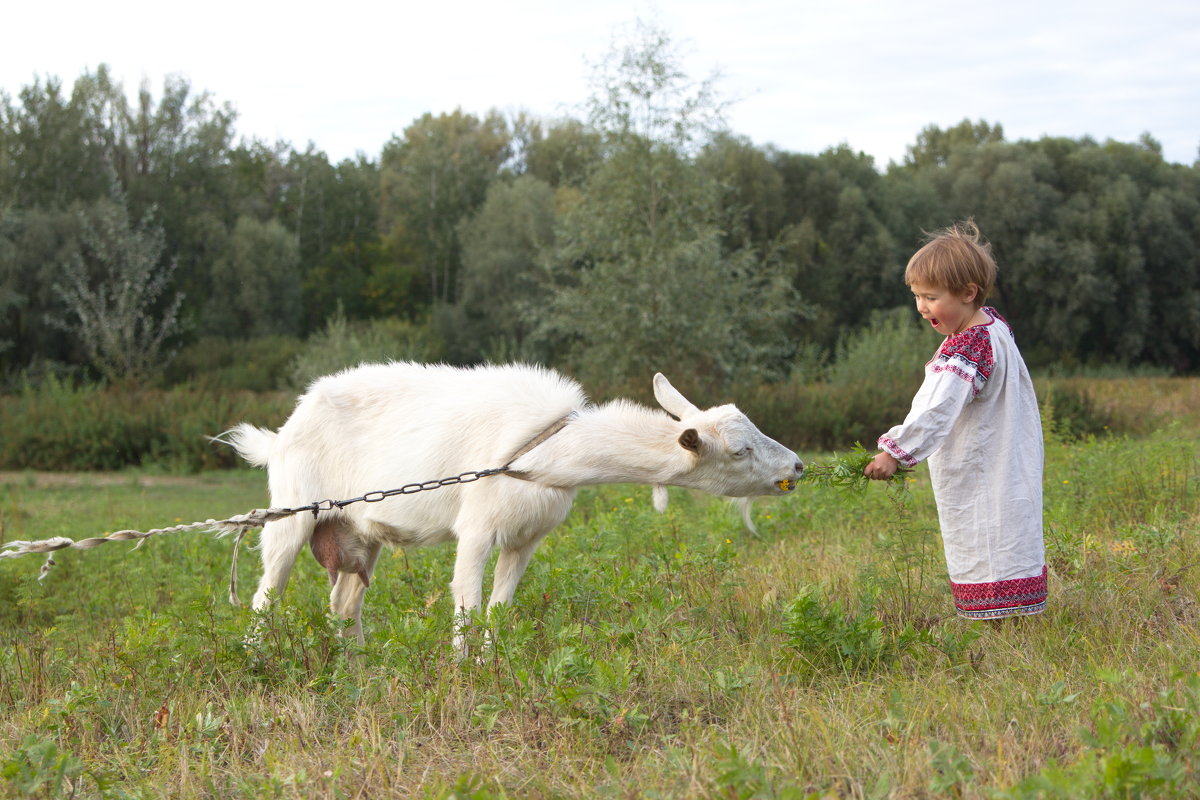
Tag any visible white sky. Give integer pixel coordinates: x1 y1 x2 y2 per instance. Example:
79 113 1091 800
3 0 1198 167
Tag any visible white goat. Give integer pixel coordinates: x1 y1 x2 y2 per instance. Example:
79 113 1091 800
223 362 802 653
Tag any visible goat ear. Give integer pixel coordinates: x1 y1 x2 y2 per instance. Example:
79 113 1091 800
678 428 702 453
654 373 700 419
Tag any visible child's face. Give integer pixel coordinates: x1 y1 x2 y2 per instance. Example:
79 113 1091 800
910 282 979 336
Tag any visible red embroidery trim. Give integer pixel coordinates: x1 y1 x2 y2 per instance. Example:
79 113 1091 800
936 325 995 385
877 435 917 467
951 566 1047 614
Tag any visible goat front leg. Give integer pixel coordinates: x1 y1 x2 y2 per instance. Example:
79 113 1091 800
450 531 493 659
488 536 543 611
478 537 544 655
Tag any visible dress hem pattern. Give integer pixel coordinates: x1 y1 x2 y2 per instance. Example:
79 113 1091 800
951 565 1047 620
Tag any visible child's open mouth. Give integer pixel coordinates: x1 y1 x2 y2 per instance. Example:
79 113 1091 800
930 318 940 328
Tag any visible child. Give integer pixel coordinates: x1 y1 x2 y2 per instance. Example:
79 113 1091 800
864 220 1046 620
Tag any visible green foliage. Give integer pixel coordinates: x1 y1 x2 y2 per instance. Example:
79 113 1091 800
824 306 932 387
927 739 975 794
800 441 908 492
1038 381 1113 440
993 674 1200 799
205 215 302 337
1 736 85 798
734 376 913 452
4 57 1200 383
287 310 444 389
781 585 923 672
0 377 291 470
379 109 512 305
164 334 304 391
53 190 183 384
447 174 557 362
533 23 801 391
517 116 604 189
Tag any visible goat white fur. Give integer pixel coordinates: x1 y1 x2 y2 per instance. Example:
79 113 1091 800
223 362 803 654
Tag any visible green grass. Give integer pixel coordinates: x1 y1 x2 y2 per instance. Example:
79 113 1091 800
1 393 1198 798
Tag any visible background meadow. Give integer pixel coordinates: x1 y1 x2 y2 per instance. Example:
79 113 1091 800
2 20 1199 800
1 377 1197 799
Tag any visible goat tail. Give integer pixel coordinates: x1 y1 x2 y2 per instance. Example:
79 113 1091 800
213 423 276 468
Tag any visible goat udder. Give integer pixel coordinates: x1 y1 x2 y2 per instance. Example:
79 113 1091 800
310 520 371 588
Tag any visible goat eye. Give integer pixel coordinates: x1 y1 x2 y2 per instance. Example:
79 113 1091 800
732 447 751 459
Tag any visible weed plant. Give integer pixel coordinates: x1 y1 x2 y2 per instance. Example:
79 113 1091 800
1 383 1198 797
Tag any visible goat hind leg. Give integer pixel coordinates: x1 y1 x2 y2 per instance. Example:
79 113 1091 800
244 516 311 645
329 540 382 646
251 517 312 610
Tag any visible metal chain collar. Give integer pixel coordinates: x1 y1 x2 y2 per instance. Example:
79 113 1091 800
292 465 513 517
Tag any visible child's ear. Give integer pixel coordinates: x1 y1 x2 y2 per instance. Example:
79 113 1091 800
961 283 980 304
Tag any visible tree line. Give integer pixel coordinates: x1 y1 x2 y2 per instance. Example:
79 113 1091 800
2 26 1198 394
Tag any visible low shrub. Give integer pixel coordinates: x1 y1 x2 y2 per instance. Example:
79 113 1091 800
164 335 304 392
0 378 292 471
288 311 444 390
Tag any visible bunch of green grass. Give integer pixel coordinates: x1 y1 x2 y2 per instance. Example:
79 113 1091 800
799 441 911 492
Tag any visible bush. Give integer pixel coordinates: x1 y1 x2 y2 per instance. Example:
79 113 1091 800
1038 382 1113 440
782 585 924 672
165 335 304 391
288 312 444 389
0 378 293 471
824 306 932 388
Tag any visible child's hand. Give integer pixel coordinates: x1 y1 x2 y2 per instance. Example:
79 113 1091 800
864 452 900 481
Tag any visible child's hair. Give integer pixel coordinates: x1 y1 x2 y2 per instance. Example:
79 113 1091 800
904 219 996 307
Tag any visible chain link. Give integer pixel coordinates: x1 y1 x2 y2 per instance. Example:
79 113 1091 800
292 466 511 517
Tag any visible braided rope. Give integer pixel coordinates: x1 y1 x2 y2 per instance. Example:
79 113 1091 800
0 506 299 603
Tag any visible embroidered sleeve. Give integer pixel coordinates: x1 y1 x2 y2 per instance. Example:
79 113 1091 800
877 352 979 466
933 326 994 396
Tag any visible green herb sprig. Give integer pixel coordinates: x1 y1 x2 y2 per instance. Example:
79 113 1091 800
800 442 911 492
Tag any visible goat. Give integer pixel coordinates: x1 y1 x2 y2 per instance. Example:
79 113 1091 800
222 362 803 654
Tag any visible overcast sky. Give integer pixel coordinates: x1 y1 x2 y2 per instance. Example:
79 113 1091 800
3 0 1198 167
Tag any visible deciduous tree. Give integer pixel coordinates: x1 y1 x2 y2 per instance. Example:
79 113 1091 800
53 191 182 384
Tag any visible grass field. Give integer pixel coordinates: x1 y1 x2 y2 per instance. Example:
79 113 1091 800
1 380 1198 799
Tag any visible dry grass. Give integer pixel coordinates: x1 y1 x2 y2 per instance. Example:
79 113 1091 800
1 378 1198 798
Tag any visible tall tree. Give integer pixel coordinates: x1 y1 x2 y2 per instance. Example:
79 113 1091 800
53 191 182 384
534 22 799 390
0 206 81 373
904 119 1005 169
697 133 787 250
273 148 383 332
770 145 902 350
378 110 510 305
518 116 605 189
206 215 301 337
449 174 557 361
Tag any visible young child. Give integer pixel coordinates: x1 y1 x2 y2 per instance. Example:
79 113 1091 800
864 220 1046 620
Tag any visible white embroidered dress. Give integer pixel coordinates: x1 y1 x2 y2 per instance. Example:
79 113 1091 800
879 307 1046 619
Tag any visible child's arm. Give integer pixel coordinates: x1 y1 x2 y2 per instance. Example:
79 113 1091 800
864 451 900 480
